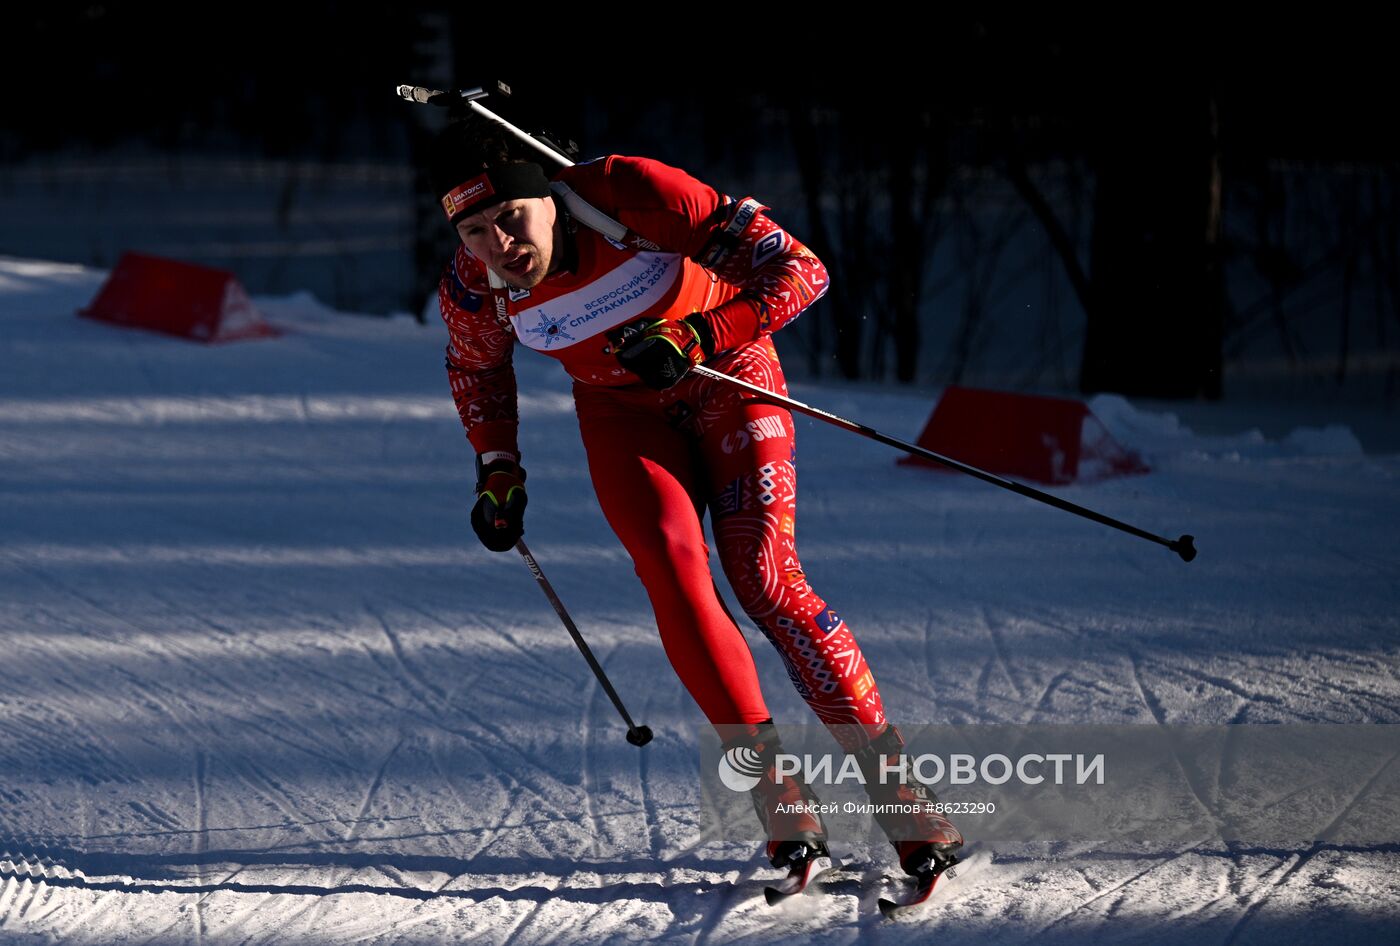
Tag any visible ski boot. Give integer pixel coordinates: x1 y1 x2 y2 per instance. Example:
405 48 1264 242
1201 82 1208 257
854 723 963 877
721 720 835 901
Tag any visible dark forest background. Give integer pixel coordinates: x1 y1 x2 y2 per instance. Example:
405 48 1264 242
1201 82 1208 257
3 5 1396 403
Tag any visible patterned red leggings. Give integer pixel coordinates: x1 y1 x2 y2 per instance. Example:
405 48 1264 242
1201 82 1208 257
574 338 886 749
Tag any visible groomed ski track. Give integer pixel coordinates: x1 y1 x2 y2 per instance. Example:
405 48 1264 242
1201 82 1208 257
1 257 1397 944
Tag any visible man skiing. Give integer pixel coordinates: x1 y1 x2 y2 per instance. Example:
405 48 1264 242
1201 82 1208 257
428 113 962 891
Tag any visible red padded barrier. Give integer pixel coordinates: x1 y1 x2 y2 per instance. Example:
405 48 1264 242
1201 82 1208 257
899 386 1149 484
80 252 279 343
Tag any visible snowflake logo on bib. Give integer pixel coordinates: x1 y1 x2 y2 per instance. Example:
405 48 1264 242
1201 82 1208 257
523 311 576 348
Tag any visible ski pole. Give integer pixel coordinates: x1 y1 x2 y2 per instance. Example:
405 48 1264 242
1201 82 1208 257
397 84 574 169
690 365 1197 563
515 540 654 746
398 85 1195 563
402 86 652 741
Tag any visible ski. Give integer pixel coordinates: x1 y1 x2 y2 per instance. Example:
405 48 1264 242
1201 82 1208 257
877 854 959 918
763 852 838 905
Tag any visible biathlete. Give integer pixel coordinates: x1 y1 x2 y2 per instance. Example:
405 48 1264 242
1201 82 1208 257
427 114 962 882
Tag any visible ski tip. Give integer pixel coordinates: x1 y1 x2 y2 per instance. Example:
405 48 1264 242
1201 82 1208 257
762 854 836 906
763 878 805 905
878 862 954 919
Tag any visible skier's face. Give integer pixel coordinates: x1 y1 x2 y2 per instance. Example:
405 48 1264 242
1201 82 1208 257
456 196 559 289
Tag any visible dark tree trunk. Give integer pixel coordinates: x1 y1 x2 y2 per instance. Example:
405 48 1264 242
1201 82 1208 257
1081 89 1224 399
791 112 861 379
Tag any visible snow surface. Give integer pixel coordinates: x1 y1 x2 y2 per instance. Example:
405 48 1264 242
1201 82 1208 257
1 256 1398 944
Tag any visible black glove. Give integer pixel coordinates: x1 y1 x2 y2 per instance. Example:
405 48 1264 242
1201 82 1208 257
471 455 527 552
615 313 715 389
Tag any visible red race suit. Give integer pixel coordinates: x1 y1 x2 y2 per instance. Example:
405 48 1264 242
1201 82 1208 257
439 155 887 748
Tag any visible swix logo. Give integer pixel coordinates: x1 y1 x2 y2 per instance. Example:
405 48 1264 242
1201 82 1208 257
720 415 787 454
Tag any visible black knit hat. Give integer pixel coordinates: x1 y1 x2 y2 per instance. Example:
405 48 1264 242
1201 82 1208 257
428 114 551 224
